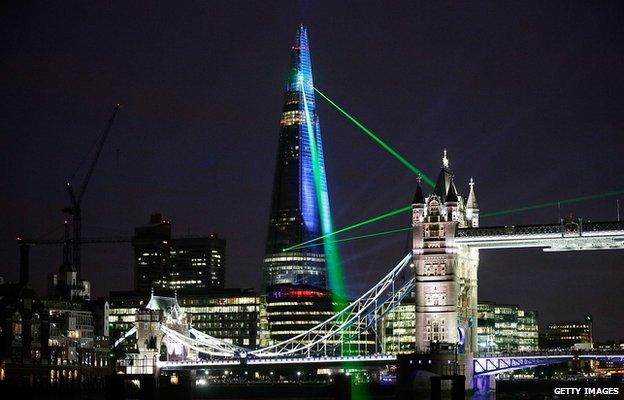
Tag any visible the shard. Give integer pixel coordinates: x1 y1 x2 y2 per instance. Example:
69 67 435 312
263 26 330 290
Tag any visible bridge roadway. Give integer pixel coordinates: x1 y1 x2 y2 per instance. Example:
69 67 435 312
158 351 624 376
474 352 624 375
159 354 397 371
456 221 624 251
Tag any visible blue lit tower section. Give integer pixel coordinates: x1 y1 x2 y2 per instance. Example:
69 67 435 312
263 26 328 290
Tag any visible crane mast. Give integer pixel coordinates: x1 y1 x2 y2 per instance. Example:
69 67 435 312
62 104 120 278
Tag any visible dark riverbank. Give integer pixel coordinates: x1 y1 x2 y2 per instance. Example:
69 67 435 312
1 377 622 399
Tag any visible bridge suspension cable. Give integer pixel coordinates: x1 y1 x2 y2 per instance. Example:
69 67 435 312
112 326 137 349
160 325 242 358
249 252 413 358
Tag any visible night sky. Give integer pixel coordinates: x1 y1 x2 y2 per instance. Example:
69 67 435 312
1 2 623 340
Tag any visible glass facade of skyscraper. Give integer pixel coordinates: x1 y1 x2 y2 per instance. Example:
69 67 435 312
263 26 329 290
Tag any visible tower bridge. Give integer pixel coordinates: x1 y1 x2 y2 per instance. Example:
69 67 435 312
115 152 624 394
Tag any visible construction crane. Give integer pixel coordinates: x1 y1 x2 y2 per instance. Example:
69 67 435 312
16 232 131 284
62 104 120 278
17 235 131 246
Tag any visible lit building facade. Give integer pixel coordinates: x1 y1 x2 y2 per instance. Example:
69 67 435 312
175 289 259 348
379 296 416 354
167 237 225 291
517 309 539 352
108 291 146 354
380 299 539 355
133 214 171 292
412 152 480 353
477 302 539 353
44 299 110 383
0 282 109 386
540 314 593 350
108 289 260 352
263 26 329 290
0 283 49 384
265 284 334 344
265 284 374 354
133 214 226 293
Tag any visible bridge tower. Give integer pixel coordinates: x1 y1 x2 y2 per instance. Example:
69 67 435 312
412 151 479 356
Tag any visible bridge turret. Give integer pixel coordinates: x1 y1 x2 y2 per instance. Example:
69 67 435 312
412 176 426 224
466 178 479 227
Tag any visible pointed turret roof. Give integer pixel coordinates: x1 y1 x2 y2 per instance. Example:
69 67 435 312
446 180 459 203
432 150 458 202
146 292 184 321
466 178 478 209
412 176 425 204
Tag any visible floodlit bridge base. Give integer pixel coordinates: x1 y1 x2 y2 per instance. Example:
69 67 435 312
473 374 496 392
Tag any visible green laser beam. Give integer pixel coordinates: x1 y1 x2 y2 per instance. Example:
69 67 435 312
481 189 624 218
296 226 412 250
283 204 412 252
303 82 361 377
314 86 435 188
286 189 624 251
300 79 347 300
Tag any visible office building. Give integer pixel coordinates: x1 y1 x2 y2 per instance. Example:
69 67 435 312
133 214 171 292
540 314 593 350
517 309 539 352
378 299 539 355
379 296 416 354
133 214 226 293
477 302 539 353
176 289 260 347
167 237 225 291
107 291 146 354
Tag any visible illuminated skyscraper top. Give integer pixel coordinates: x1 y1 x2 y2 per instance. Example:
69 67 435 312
263 26 328 290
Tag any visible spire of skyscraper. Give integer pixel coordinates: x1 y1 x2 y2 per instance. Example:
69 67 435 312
263 26 329 290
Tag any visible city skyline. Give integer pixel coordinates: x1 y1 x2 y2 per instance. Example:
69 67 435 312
1 1 623 342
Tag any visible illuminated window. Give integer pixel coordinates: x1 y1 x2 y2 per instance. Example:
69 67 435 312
425 292 446 306
12 312 22 338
